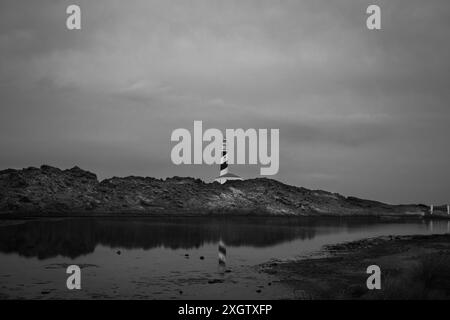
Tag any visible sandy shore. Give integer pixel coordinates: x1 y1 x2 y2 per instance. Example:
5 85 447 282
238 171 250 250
260 234 450 299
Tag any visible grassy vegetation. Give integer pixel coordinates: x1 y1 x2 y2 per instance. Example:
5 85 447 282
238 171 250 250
368 253 450 300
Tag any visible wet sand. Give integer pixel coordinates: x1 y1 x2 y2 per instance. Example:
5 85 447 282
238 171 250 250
260 234 450 299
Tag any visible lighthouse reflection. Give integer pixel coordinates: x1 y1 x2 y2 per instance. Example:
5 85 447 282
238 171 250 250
218 240 227 273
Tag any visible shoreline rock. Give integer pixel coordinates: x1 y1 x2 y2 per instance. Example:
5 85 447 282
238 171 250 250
260 234 450 299
0 165 429 217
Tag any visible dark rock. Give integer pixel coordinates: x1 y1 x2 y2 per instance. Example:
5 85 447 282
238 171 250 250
40 165 61 174
0 165 427 216
65 166 97 181
0 168 17 175
208 279 224 284
348 284 366 298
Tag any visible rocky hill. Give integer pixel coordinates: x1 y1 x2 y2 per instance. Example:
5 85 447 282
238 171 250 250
0 165 427 217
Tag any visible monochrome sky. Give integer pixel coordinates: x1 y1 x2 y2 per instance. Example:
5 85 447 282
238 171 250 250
1 0 449 204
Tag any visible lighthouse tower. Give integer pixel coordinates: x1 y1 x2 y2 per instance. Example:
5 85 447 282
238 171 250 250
214 139 243 184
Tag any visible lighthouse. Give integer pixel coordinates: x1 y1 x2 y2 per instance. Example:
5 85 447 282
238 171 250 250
214 139 243 184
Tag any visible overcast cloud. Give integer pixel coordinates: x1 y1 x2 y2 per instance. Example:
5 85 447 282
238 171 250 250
1 0 449 204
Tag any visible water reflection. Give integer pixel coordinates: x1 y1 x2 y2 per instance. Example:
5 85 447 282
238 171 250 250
218 240 227 273
0 217 444 260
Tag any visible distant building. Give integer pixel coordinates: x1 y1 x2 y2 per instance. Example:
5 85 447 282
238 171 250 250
214 139 243 184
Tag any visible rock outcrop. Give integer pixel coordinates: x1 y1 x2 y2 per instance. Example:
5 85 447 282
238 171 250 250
0 165 427 216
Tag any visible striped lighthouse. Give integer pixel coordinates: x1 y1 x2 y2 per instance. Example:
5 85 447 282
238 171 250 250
214 139 243 184
220 139 229 176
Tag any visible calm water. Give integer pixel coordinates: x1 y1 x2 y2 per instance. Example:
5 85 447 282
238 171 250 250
0 217 449 299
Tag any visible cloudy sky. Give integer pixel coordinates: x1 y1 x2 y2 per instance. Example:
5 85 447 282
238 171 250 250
1 0 449 204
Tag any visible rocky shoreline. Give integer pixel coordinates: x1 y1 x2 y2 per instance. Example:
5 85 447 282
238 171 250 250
260 233 450 299
0 165 429 217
